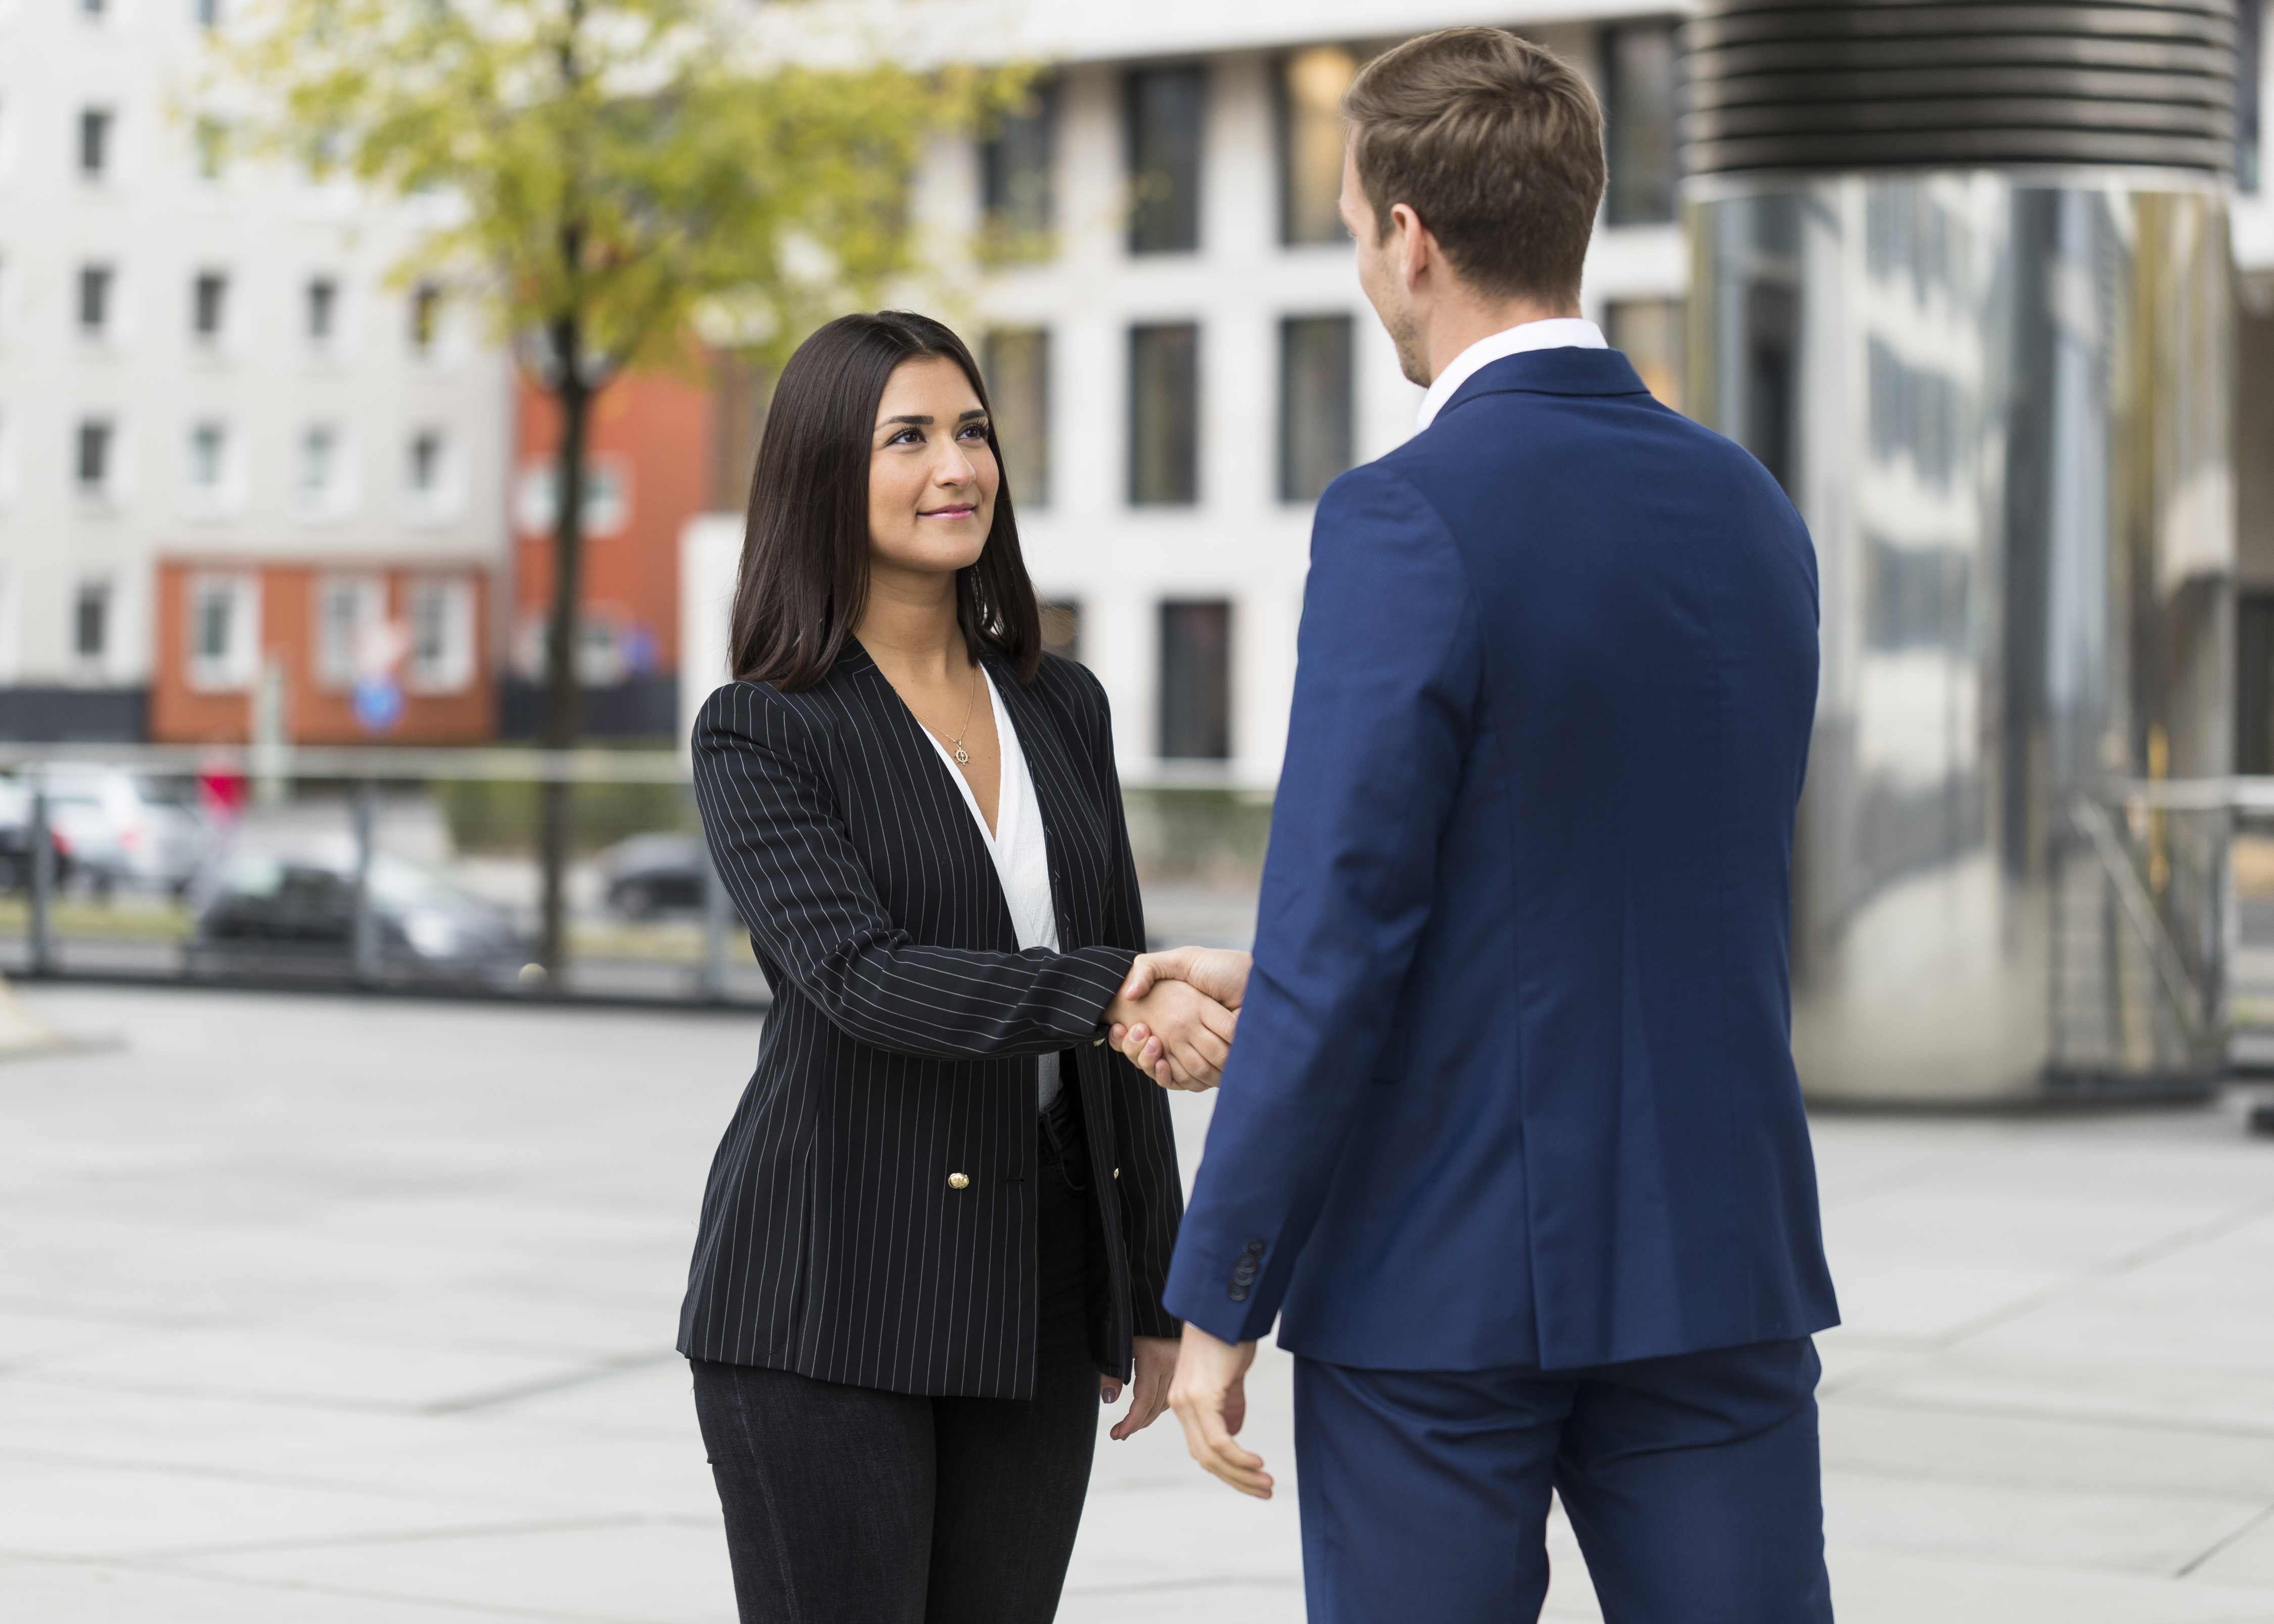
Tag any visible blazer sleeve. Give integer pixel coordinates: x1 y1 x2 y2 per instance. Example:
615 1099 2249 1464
1161 462 1479 1344
693 680 1138 1059
1077 665 1185 1339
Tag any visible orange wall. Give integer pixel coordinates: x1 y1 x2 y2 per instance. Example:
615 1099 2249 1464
513 366 715 676
151 561 496 745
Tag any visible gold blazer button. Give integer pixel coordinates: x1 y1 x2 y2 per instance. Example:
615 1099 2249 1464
947 1172 970 1190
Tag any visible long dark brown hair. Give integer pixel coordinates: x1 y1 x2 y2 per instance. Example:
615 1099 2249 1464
730 311 1044 691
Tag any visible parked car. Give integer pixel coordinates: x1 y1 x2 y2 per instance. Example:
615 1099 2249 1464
186 842 534 987
598 832 719 918
0 777 73 892
39 767 213 896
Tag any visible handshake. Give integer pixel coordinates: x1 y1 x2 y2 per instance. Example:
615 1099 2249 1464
1101 946 1253 1092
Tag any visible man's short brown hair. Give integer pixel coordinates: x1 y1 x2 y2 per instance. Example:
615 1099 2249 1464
1343 28 1606 304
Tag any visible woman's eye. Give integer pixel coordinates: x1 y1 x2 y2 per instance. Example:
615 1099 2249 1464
959 423 990 442
889 428 922 446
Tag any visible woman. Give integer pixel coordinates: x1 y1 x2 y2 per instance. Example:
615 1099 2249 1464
682 310 1239 1624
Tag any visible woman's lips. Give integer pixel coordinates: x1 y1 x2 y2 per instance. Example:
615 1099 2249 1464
921 504 977 519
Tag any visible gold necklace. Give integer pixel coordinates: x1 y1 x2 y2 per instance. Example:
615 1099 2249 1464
920 661 981 766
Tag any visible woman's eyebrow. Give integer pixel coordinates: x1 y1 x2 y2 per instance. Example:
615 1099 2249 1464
877 409 987 428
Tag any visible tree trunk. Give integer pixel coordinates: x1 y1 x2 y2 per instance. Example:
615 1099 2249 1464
538 322 591 979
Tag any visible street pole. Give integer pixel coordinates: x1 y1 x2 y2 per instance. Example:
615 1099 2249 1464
351 779 380 986
27 772 53 977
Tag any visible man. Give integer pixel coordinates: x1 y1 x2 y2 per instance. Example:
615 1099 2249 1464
1121 27 1838 1623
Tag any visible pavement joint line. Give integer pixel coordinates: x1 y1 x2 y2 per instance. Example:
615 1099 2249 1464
1894 1187 2274 1355
10 1369 656 1418
5 1552 644 1624
1826 1387 2274 1443
422 1348 684 1414
6 1511 659 1565
0 1442 669 1514
1818 1459 2271 1510
2174 1497 2274 1579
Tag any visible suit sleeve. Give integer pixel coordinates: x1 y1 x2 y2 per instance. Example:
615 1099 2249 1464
694 680 1137 1059
1162 463 1479 1343
1079 666 1185 1340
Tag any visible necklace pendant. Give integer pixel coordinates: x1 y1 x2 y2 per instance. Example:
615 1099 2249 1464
954 745 970 765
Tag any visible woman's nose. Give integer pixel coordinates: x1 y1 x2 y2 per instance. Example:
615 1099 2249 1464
936 446 976 486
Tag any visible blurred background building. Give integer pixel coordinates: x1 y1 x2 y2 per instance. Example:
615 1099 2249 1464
0 0 510 746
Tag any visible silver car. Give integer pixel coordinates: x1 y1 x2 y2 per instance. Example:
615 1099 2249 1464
39 767 213 896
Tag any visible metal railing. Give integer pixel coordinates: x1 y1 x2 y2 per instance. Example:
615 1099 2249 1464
1 743 761 1008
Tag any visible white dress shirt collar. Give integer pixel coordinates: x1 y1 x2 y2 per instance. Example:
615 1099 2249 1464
1413 317 1607 433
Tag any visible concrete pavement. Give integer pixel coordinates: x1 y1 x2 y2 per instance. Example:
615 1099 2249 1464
1 984 2272 1620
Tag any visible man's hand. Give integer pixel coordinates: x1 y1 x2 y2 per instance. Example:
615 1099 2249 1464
1107 1334 1180 1441
1167 1322 1269 1498
1111 948 1253 1088
1103 978 1236 1090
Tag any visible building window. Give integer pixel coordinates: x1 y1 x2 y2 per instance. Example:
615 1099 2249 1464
1605 298 1685 411
982 328 1051 509
981 79 1056 254
77 264 114 335
187 573 260 692
1129 323 1199 506
299 423 345 512
2241 0 2265 194
1604 23 1678 226
408 429 443 493
1040 600 1081 664
408 282 442 354
1280 46 1358 246
1159 600 1231 760
195 0 223 29
405 577 477 693
1126 67 1205 255
187 420 227 491
74 582 111 662
192 118 226 182
306 277 338 344
76 420 114 493
81 0 107 16
192 271 228 341
1280 314 1354 502
313 573 384 688
79 109 113 178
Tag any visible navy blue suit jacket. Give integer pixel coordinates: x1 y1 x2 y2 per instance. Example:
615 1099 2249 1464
1162 348 1838 1371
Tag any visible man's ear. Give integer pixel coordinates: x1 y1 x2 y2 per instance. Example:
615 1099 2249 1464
1391 203 1431 292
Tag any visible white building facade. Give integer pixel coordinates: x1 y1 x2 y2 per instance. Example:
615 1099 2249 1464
0 0 508 741
949 4 1693 787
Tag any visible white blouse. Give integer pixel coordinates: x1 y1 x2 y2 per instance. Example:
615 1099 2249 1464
919 667 1066 1109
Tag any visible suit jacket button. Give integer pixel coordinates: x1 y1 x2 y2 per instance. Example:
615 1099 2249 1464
948 1172 970 1190
1228 1284 1250 1302
1113 1167 1121 1179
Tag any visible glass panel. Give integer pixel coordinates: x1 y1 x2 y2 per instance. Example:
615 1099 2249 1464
1280 46 1357 246
1604 24 1677 226
982 328 1050 509
1040 600 1081 663
1160 600 1231 759
1605 298 1685 411
1280 314 1354 502
1129 323 1199 505
1127 68 1205 255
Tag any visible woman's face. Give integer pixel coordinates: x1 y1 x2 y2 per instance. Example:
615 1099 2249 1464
867 355 999 585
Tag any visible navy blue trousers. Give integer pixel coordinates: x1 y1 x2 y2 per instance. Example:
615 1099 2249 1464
1292 1338 1832 1623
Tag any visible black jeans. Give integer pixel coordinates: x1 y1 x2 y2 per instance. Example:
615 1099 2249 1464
693 1101 1100 1624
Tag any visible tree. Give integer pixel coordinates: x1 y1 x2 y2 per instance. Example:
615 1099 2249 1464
224 0 1016 974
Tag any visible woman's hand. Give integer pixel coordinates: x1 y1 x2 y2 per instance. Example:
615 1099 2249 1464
1109 948 1252 1089
1103 978 1237 1090
1103 1334 1181 1440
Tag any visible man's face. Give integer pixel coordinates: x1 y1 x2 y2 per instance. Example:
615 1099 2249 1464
1340 138 1430 388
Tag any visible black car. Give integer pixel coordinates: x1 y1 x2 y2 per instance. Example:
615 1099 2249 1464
187 847 533 987
599 832 724 918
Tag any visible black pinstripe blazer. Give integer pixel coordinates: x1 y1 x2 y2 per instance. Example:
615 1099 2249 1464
678 642 1185 1399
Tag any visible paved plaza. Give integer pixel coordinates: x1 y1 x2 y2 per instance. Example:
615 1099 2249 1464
1 984 2272 1621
